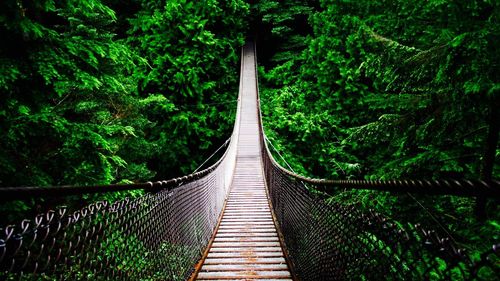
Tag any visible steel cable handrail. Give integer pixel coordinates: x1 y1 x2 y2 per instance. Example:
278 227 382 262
0 47 245 280
0 138 231 201
0 41 499 280
258 106 499 198
252 42 499 281
251 37 500 199
264 143 500 197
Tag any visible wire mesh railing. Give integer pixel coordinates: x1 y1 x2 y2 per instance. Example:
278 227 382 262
261 147 499 280
1 173 224 280
0 59 244 280
1 41 499 281
0 142 239 281
0 134 239 280
252 42 500 280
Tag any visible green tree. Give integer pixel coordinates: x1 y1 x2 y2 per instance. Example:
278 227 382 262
0 0 154 187
257 0 500 260
128 0 249 178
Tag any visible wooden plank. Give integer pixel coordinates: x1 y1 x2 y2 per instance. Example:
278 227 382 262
218 224 276 229
218 215 273 219
207 252 284 258
222 218 273 221
208 247 283 252
220 222 275 225
222 213 271 216
217 228 277 233
203 279 292 281
215 232 278 238
197 271 292 279
229 195 267 198
221 216 273 219
214 237 279 243
222 215 272 218
224 205 269 207
227 198 268 200
223 213 271 216
223 212 271 215
203 257 286 265
200 264 288 271
226 201 268 203
211 242 281 248
224 208 270 211
219 222 275 226
223 210 271 213
225 205 268 207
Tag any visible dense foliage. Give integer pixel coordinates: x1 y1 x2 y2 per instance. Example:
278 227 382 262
128 0 248 178
0 0 248 188
0 0 248 223
0 0 498 274
254 0 499 260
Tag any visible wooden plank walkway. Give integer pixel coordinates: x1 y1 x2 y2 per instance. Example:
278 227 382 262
195 44 292 280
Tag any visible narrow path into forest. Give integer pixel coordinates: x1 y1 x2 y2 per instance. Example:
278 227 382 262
194 44 292 280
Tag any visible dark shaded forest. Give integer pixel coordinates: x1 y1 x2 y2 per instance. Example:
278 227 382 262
1 0 498 272
254 0 499 264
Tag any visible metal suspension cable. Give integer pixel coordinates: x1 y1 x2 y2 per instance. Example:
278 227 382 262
259 117 500 197
0 139 235 201
260 120 500 198
265 131 462 247
266 132 462 247
253 41 500 281
0 45 245 280
263 134 297 173
254 53 499 198
193 137 231 173
0 152 224 200
266 156 500 197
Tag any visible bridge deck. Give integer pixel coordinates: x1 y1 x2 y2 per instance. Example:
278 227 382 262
195 44 292 280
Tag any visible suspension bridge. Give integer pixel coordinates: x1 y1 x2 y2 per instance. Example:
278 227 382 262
0 43 499 280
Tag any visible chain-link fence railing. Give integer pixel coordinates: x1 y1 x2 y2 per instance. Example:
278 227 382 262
261 147 499 280
0 40 248 281
0 87 242 281
251 41 500 280
0 139 239 280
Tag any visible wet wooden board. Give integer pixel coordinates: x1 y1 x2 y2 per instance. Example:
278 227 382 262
195 44 292 280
